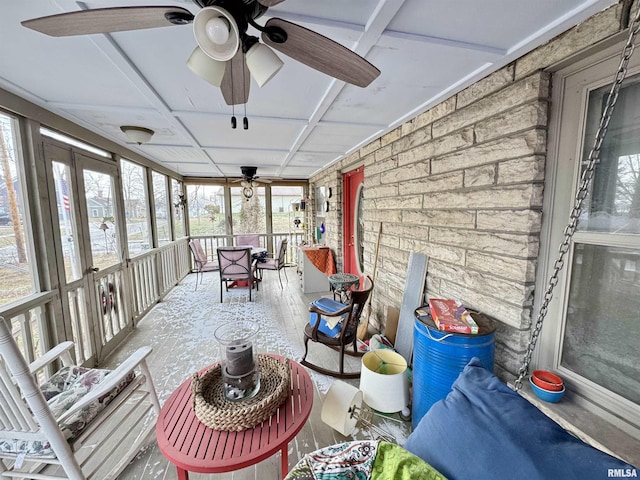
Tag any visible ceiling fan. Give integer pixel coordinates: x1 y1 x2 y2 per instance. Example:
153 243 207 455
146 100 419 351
21 0 381 106
236 166 275 199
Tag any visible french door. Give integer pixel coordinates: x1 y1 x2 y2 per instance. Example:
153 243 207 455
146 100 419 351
45 140 130 365
343 166 364 275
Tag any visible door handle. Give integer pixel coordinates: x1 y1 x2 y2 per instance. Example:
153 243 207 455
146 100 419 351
91 267 99 272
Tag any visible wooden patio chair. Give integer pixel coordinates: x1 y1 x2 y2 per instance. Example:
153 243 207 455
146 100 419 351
189 239 219 290
256 239 288 288
216 247 258 302
0 316 160 480
301 276 373 379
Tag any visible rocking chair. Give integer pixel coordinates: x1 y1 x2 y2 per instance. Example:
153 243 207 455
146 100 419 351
0 316 160 479
301 276 373 379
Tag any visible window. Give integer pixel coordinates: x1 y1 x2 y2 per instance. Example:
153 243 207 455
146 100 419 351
82 168 120 271
186 184 226 236
171 179 185 238
541 42 640 435
0 113 35 307
231 185 265 234
152 172 170 246
52 161 82 283
271 186 304 234
121 159 151 256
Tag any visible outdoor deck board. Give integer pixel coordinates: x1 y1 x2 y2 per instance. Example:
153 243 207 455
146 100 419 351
105 267 411 479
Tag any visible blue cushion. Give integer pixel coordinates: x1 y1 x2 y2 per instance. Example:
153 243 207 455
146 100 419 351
404 358 637 480
309 298 347 338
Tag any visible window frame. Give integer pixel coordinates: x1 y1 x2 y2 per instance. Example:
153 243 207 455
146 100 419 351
537 37 640 438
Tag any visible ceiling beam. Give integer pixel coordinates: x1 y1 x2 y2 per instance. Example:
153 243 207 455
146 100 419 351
277 0 407 175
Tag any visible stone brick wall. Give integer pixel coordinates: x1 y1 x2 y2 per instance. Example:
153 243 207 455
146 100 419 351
309 0 634 379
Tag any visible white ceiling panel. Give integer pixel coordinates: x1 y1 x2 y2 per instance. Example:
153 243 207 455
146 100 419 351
180 114 304 150
301 123 381 153
204 147 288 169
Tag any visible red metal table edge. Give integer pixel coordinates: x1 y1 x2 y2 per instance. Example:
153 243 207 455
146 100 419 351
155 354 313 479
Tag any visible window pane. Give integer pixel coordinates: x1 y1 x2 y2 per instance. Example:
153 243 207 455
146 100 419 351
186 184 226 235
152 172 170 246
121 159 151 256
52 161 82 282
271 186 304 234
171 179 185 238
231 186 265 234
561 244 640 404
0 113 35 306
579 76 640 234
83 169 120 270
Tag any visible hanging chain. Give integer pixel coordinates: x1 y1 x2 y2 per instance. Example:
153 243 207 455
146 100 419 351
514 5 640 391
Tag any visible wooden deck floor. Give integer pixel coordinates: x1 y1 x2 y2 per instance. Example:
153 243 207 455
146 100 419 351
109 268 411 479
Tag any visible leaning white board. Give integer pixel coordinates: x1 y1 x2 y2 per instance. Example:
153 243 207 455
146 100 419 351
394 252 428 364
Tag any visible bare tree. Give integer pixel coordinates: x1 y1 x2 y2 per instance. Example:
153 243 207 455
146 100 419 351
0 117 26 263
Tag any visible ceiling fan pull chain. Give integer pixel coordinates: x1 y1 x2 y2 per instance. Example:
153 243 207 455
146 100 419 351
231 102 236 128
231 67 237 129
243 103 248 130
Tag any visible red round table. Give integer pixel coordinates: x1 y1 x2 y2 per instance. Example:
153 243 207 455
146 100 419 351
156 355 313 479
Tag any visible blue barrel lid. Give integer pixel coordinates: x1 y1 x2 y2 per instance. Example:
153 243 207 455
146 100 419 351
414 305 496 336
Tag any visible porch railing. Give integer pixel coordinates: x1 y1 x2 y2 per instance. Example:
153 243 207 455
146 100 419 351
0 238 191 370
0 234 297 371
190 232 305 269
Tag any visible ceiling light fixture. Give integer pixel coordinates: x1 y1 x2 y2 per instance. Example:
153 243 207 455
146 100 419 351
242 185 254 201
187 46 226 87
120 126 154 145
193 6 239 62
244 37 283 87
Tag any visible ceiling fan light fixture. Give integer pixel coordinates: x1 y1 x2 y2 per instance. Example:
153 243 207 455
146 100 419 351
120 126 154 145
245 41 283 87
187 46 226 87
194 6 239 62
205 16 230 44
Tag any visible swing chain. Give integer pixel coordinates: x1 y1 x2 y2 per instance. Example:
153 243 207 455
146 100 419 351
514 4 640 391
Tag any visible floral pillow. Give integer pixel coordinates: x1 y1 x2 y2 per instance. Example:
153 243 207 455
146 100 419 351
0 367 135 458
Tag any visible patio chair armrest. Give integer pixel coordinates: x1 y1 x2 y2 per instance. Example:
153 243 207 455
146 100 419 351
309 303 350 317
56 346 153 422
29 341 75 374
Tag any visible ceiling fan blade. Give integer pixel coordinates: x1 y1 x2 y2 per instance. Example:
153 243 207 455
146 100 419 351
262 18 380 88
21 6 194 37
220 50 250 105
257 0 287 6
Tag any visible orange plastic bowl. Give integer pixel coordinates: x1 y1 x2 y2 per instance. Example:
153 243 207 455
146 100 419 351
531 370 563 391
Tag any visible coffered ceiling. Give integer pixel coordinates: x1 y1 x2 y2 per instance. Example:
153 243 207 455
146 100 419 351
0 0 619 180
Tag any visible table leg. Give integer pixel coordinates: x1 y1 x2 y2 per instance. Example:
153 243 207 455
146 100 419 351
280 444 289 479
177 467 189 480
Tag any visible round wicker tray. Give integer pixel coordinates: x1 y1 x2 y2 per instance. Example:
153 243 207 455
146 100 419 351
191 355 291 431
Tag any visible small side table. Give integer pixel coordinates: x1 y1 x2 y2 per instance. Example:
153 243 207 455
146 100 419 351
156 355 313 479
328 273 360 303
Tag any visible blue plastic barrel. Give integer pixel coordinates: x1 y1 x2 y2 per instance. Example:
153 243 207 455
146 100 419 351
411 307 495 430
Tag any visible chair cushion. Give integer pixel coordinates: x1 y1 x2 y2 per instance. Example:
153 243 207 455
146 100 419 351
258 258 279 269
309 298 347 338
403 357 637 480
0 366 135 458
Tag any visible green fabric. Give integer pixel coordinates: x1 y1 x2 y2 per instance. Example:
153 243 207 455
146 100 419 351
371 442 447 480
